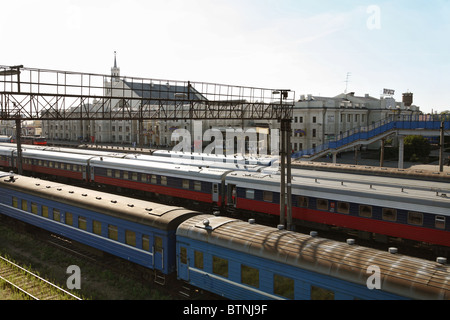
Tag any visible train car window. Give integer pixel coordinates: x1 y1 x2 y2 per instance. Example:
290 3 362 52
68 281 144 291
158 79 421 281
132 172 138 181
107 169 112 177
53 209 60 222
38 160 43 166
212 256 228 278
297 196 308 208
435 216 446 229
114 170 120 178
274 274 294 300
194 181 202 191
311 286 335 300
12 197 18 208
263 191 273 202
150 175 157 184
155 236 163 253
65 212 73 226
182 180 189 189
194 251 204 269
337 202 350 214
108 225 118 241
93 220 102 235
125 230 136 247
78 216 87 230
42 206 49 218
21 199 28 211
123 171 129 180
382 208 397 221
316 199 328 211
241 265 259 288
359 205 372 218
408 212 423 226
142 235 150 251
246 189 255 200
180 247 187 264
49 161 54 168
31 202 38 214
161 176 167 186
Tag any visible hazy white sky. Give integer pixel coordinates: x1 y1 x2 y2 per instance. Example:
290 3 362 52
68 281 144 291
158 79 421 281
1 0 449 113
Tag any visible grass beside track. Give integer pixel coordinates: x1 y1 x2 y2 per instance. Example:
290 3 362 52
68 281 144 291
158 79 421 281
0 220 171 300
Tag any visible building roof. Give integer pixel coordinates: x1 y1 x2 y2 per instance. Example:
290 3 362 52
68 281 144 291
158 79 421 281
123 80 207 105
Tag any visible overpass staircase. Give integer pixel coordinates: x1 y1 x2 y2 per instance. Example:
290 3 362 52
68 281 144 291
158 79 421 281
293 115 450 161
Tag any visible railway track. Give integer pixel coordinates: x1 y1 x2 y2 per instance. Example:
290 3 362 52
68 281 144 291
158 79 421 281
0 255 82 300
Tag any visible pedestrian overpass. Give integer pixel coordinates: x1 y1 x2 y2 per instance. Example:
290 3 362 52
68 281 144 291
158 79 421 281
293 115 450 168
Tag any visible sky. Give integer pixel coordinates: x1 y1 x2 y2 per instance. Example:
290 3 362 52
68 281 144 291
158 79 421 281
1 0 449 113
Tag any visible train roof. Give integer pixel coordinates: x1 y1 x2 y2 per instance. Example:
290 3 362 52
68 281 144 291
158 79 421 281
177 214 450 300
18 149 94 163
90 157 231 181
0 172 198 231
227 171 450 215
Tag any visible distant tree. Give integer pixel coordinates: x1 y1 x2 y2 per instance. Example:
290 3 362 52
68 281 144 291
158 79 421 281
404 135 431 162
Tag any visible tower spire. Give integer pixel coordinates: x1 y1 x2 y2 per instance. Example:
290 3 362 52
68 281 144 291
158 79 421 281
111 51 120 81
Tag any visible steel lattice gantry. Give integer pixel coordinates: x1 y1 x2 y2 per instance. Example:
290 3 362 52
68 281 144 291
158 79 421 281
0 65 294 121
0 65 295 230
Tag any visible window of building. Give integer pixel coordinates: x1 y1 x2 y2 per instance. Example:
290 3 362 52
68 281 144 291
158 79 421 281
241 265 259 288
195 251 204 269
359 205 372 218
312 129 316 138
408 212 423 226
311 286 335 300
125 230 136 247
108 225 118 241
274 274 294 300
313 116 317 123
213 256 228 278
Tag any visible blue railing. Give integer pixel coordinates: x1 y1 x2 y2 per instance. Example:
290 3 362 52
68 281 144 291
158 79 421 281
293 114 450 159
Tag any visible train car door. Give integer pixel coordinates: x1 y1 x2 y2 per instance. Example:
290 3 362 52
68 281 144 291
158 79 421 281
178 245 189 280
153 236 164 271
227 184 237 207
212 183 219 203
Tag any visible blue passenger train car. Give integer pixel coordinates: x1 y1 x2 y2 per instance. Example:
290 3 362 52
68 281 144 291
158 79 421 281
176 215 450 300
0 172 197 275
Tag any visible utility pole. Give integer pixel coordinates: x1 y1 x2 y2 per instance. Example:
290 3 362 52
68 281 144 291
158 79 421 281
439 121 444 172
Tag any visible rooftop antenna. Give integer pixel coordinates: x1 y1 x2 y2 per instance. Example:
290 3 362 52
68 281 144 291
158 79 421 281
344 72 351 93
